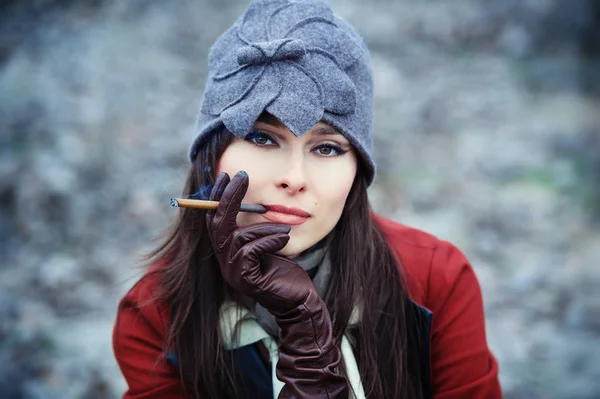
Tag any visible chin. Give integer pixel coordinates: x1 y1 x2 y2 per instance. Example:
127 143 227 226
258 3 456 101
276 245 301 258
275 237 311 258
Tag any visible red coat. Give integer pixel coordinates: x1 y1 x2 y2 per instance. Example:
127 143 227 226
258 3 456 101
113 213 502 398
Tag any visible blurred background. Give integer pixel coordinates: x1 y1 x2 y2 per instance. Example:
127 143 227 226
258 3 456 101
1 0 599 397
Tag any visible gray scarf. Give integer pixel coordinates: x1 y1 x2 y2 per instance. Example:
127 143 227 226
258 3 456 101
250 233 334 338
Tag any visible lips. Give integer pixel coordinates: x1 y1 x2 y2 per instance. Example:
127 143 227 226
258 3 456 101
264 205 311 217
262 204 311 226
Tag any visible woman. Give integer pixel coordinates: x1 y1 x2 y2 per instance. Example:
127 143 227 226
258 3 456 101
112 1 502 398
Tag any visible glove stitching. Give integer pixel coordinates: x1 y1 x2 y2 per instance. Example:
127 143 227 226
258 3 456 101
215 179 247 249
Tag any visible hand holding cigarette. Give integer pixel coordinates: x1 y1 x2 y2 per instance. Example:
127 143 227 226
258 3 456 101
170 198 267 214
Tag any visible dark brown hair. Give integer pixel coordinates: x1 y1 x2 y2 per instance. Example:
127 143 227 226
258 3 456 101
144 116 426 398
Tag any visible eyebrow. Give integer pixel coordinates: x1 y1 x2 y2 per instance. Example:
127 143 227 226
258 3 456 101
255 114 345 139
256 118 341 136
256 112 286 128
311 125 341 136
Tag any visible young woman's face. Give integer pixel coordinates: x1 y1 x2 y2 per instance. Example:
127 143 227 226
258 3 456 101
216 118 357 257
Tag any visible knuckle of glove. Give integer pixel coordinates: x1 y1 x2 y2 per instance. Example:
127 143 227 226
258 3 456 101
232 225 267 244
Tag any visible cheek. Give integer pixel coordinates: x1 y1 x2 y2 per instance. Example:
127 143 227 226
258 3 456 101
320 180 352 224
217 139 290 176
216 141 251 177
216 141 264 194
312 162 356 229
280 164 355 254
217 142 269 227
316 161 356 215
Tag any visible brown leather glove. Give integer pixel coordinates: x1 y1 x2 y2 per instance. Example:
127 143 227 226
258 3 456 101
206 171 349 399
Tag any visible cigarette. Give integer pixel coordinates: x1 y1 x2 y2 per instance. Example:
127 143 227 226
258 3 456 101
170 198 267 214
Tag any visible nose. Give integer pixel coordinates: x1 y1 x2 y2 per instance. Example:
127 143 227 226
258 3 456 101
275 155 307 194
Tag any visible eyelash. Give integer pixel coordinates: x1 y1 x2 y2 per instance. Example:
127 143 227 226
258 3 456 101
245 131 348 157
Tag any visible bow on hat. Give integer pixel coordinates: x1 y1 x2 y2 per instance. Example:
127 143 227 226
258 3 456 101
200 0 365 137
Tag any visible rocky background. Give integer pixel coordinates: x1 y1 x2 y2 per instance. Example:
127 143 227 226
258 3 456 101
1 0 599 398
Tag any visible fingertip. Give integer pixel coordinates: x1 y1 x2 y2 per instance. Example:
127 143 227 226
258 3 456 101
264 233 291 253
277 233 291 245
217 172 231 187
229 171 249 200
233 170 249 185
210 172 230 200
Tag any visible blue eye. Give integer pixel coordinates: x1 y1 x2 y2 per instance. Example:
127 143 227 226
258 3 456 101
245 131 276 146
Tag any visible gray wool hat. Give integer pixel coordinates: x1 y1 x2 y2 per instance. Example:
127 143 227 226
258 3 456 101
189 0 376 185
